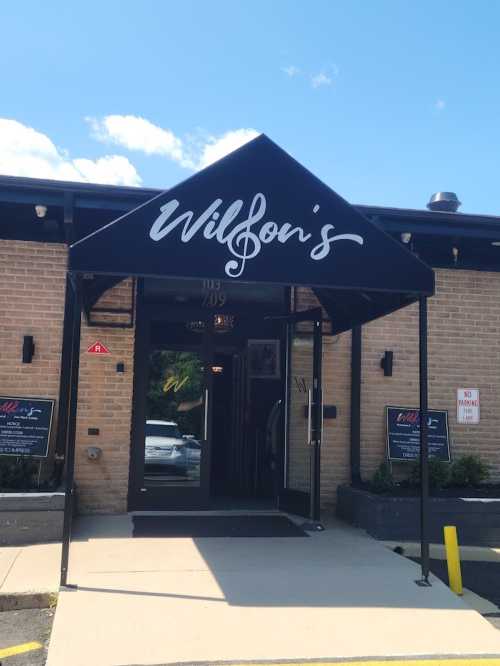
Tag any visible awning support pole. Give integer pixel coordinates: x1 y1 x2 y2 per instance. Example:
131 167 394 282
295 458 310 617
60 272 82 589
54 273 75 486
417 294 431 586
350 325 362 485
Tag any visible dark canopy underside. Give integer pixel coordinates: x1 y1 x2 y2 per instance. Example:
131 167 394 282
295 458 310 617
71 134 434 334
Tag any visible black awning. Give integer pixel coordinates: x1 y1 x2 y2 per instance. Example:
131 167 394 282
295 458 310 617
69 134 434 332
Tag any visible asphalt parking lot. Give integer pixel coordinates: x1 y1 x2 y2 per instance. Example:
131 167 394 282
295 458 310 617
0 608 54 665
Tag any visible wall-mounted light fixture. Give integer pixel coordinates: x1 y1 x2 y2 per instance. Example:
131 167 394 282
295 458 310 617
380 350 393 377
22 335 35 363
452 246 459 265
400 232 412 244
35 205 47 219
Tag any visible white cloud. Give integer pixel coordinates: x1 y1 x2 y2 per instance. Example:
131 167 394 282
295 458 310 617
193 128 260 170
311 72 333 88
0 118 141 186
435 99 446 111
89 114 259 171
87 114 187 165
282 65 300 77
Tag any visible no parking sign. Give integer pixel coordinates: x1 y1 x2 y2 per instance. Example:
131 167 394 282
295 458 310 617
457 388 480 424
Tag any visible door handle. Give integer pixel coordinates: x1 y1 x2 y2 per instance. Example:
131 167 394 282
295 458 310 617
307 388 312 446
204 388 209 440
319 388 323 448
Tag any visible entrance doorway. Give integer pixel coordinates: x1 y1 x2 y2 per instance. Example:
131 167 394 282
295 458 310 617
129 278 323 517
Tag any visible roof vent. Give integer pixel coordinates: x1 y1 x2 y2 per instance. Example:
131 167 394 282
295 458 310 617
427 192 461 213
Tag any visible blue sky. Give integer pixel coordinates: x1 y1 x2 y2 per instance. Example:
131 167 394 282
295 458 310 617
1 1 499 214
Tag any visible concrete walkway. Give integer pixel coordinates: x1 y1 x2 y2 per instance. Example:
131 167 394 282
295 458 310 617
0 542 59 610
38 515 500 666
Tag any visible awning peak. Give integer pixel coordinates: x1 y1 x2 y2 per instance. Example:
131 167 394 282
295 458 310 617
70 134 434 331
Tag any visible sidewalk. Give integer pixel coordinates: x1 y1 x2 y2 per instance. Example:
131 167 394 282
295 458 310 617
2 517 500 666
0 542 59 609
51 516 500 665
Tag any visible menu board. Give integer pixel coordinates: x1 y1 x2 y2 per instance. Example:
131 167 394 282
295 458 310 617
0 396 55 457
386 406 450 462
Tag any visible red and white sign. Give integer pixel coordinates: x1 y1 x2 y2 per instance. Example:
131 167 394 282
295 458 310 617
457 388 480 424
87 341 110 355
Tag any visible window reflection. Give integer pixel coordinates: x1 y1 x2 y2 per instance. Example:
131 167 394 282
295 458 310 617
144 350 204 487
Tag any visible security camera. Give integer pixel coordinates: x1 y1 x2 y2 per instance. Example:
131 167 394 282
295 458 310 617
35 205 48 219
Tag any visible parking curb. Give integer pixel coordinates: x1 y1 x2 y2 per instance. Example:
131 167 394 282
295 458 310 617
0 591 57 611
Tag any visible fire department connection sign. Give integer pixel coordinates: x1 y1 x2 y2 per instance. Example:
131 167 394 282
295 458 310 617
457 388 480 424
87 341 110 354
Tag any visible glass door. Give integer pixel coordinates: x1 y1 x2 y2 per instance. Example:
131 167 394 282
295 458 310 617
130 309 213 510
279 308 323 521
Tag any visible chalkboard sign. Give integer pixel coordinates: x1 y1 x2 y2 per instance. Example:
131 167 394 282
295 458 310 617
386 406 450 462
0 396 55 457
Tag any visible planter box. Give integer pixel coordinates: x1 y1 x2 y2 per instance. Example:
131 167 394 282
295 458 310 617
337 485 500 546
0 492 65 545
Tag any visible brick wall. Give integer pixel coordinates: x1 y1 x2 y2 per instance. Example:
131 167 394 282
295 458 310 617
321 332 351 509
361 268 500 484
3 246 498 515
291 288 352 510
0 240 67 478
74 279 135 513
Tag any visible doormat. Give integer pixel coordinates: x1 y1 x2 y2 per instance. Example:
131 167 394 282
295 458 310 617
132 515 309 538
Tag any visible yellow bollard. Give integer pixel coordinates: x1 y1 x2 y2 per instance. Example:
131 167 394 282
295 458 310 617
444 525 463 595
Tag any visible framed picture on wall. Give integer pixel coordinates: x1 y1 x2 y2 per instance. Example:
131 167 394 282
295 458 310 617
247 339 280 379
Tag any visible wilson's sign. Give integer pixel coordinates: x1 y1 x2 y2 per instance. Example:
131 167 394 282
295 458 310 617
0 396 54 457
149 193 364 278
386 406 450 462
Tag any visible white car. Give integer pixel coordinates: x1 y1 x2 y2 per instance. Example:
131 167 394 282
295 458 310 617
182 436 202 467
145 420 188 475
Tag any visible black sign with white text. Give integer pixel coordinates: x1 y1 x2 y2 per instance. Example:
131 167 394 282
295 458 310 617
0 396 54 457
386 406 450 462
69 135 434 297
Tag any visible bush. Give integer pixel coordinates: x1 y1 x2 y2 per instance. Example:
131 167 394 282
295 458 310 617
450 454 489 487
370 462 395 493
0 457 38 490
408 457 450 490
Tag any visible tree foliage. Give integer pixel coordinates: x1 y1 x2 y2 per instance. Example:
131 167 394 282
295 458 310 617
147 350 204 436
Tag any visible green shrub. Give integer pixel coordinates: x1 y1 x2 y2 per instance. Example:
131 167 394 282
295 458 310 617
370 462 395 493
450 454 489 487
0 457 38 490
408 458 450 490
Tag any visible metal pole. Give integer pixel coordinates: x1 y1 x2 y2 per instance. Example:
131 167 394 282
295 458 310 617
418 295 431 585
305 317 323 528
350 325 362 485
54 274 75 486
60 273 82 588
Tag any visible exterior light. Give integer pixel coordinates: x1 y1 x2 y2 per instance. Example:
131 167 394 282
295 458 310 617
400 232 412 244
35 205 47 218
380 350 393 377
186 314 235 334
213 314 235 333
492 241 500 247
452 247 459 264
22 335 35 363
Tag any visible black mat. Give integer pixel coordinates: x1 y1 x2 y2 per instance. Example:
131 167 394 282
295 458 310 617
133 515 309 538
